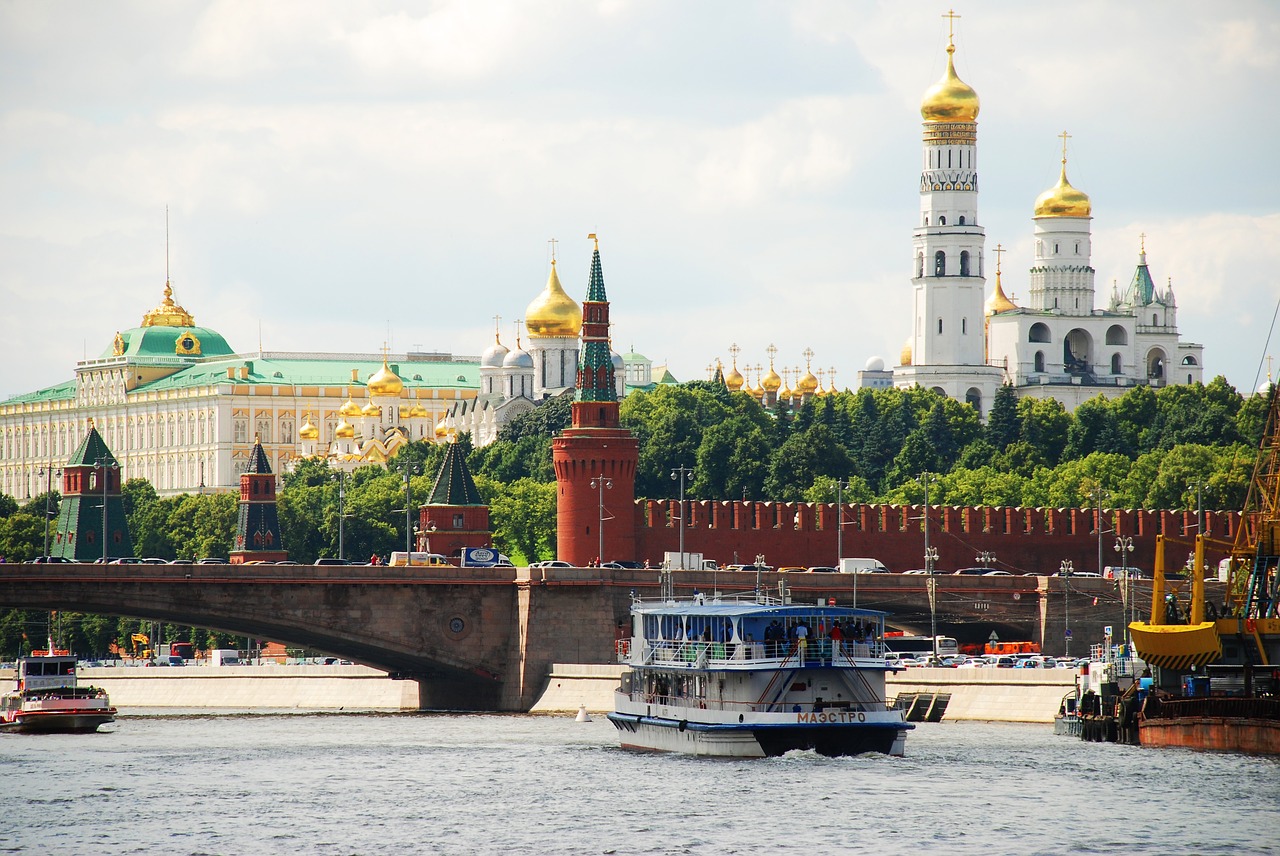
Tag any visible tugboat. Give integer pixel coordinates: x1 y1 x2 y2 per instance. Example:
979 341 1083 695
608 583 913 757
1128 384 1280 754
1 655 116 734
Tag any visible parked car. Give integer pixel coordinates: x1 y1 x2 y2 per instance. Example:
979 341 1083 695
108 557 144 564
315 558 354 566
952 567 991 576
778 566 808 574
724 564 774 573
982 570 1014 576
197 557 229 564
900 569 930 575
530 560 573 568
32 556 72 563
606 560 644 569
807 566 838 573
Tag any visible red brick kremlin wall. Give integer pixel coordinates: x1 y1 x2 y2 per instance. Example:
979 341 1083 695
629 501 1241 576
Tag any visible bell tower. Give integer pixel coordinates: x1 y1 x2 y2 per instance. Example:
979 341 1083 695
551 235 639 566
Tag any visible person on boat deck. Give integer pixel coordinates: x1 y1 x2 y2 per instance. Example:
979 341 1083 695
795 621 809 662
829 621 844 655
701 626 712 643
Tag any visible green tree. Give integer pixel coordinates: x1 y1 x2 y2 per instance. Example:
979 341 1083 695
1113 384 1158 454
1236 384 1273 447
693 416 771 501
1064 396 1131 460
986 383 1020 451
474 476 556 563
764 423 853 501
0 493 18 519
1018 397 1072 466
0 512 43 562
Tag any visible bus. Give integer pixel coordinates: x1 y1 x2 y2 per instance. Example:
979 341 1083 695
882 632 959 659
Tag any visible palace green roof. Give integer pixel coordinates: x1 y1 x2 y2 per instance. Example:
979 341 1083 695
101 325 237 360
2 379 76 405
426 442 483 506
136 355 480 393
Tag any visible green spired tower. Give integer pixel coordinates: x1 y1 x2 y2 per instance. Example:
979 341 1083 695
52 420 133 561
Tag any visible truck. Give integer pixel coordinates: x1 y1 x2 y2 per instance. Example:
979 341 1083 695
839 558 891 574
153 641 195 664
208 649 241 667
663 551 705 570
459 547 513 567
388 551 451 567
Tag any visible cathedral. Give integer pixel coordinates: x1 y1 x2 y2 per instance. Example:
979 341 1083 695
894 24 1203 415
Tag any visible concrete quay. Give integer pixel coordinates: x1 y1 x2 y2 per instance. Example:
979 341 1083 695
3 663 1077 721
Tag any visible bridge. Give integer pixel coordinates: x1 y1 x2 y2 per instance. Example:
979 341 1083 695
0 564 1195 710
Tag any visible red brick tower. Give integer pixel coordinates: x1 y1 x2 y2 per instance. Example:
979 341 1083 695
229 437 288 564
552 236 639 566
420 441 492 560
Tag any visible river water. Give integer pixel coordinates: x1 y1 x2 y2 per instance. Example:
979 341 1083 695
1 712 1276 855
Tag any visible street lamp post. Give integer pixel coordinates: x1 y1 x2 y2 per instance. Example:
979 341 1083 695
397 461 421 564
670 466 693 569
1060 559 1074 657
925 545 939 662
590 476 612 567
1115 536 1135 649
96 456 118 563
37 464 61 559
334 470 347 561
976 550 996 569
836 477 849 570
919 471 937 658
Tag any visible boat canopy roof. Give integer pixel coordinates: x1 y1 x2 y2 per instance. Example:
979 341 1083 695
632 601 887 620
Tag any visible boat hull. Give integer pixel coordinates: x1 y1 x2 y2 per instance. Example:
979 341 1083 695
608 712 910 758
1139 717 1280 756
0 709 116 734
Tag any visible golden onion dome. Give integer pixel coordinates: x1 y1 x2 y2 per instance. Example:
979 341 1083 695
985 274 1018 316
762 366 782 392
335 419 355 439
361 401 381 418
434 416 450 438
398 405 411 419
748 383 765 401
299 418 319 441
410 403 429 418
725 363 745 392
141 281 197 328
367 358 404 397
339 395 363 418
525 261 582 338
1034 163 1091 218
920 43 979 123
777 372 792 401
900 337 913 367
796 370 819 394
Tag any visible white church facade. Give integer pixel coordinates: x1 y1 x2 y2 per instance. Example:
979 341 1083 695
895 26 1203 416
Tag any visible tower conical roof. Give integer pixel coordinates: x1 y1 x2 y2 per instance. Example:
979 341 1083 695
66 423 119 468
427 442 483 506
247 437 273 474
576 236 617 403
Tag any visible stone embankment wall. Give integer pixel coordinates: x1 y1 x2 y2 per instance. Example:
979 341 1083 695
75 665 421 710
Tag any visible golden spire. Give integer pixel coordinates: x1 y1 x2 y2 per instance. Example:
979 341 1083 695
1034 132 1092 218
828 366 839 394
985 243 1018 315
725 342 745 391
920 11 979 123
525 253 582 338
762 346 781 392
367 343 404 397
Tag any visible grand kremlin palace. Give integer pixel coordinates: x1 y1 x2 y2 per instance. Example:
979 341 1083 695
0 257 662 499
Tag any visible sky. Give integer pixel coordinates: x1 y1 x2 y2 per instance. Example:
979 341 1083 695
2 0 1277 402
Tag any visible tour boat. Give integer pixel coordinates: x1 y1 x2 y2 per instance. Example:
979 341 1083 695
1 656 116 733
608 590 913 757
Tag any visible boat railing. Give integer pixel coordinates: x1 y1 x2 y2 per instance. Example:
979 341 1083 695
623 638 884 668
619 690 888 715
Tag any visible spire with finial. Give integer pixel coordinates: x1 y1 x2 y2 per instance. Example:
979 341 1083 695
574 233 616 404
985 243 1017 315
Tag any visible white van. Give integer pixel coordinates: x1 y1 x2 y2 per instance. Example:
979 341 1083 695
839 558 891 574
208 649 240 667
388 551 451 567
